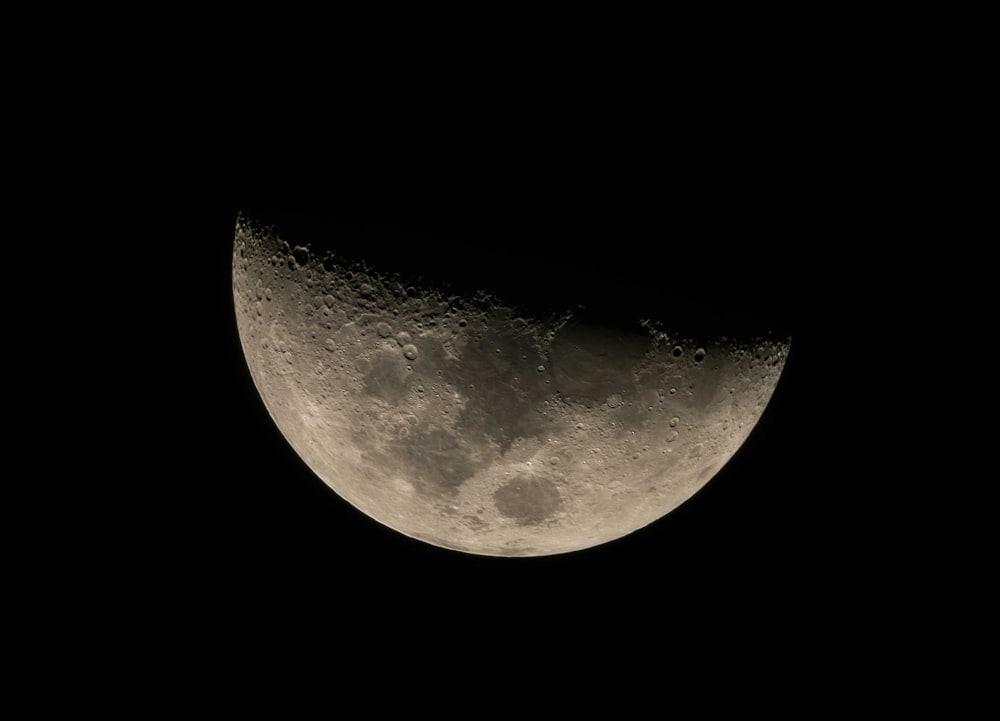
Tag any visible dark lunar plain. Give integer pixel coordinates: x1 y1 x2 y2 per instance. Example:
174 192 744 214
132 140 831 653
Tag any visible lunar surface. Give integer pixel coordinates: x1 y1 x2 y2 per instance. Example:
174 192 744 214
232 216 790 556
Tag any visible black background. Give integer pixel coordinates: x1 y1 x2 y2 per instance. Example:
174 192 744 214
190 153 812 634
22 26 937 699
104 102 837 658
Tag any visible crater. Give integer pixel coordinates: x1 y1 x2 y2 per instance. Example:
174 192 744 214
494 475 563 526
363 352 411 404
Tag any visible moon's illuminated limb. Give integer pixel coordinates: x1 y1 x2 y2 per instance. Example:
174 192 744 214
233 217 789 556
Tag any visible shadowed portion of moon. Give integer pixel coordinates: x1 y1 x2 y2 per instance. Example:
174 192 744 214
550 324 651 407
232 215 791 556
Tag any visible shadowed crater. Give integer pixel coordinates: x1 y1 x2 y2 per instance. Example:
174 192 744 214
493 475 563 525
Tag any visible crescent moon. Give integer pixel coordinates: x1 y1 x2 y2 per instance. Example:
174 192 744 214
232 216 790 556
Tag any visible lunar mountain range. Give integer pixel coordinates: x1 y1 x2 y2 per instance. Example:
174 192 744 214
232 216 790 556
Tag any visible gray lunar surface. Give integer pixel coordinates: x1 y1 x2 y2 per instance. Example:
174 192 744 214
233 217 790 556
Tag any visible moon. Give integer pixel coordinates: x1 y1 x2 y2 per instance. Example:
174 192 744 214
232 215 790 556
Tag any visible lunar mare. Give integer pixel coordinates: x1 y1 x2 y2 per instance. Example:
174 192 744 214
232 217 790 556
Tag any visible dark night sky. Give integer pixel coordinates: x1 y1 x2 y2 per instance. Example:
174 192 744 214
129 121 836 652
39 41 909 686
202 174 809 613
